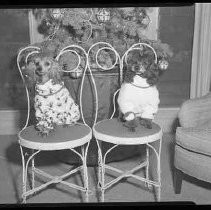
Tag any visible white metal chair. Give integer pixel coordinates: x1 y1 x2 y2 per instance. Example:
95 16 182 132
16 45 93 203
91 42 163 202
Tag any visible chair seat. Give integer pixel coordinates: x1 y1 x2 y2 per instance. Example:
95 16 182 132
176 127 211 156
93 118 162 145
18 123 92 150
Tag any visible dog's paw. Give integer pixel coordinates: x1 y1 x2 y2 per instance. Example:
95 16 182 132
118 113 125 122
124 112 135 121
35 122 55 137
123 119 138 132
37 130 49 137
139 118 152 129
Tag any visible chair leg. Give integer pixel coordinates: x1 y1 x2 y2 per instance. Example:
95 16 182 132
100 165 105 202
146 139 162 202
98 155 105 202
83 163 89 202
31 150 35 190
22 173 27 204
156 140 161 202
145 147 152 189
20 145 27 203
174 168 183 194
96 140 105 202
81 144 89 202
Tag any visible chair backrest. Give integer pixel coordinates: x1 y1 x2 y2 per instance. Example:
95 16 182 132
17 46 41 130
17 42 158 130
16 44 93 130
86 42 158 125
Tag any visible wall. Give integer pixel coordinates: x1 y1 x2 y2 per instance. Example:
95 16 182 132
0 9 30 110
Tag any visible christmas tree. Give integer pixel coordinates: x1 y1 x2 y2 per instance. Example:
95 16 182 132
27 8 173 77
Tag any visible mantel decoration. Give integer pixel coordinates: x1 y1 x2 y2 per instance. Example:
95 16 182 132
27 8 173 78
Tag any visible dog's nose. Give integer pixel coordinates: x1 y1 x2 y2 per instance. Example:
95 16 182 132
134 66 139 71
36 66 42 71
133 65 145 74
35 66 43 75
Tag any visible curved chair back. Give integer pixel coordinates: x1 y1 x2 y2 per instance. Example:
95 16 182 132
16 44 94 131
86 42 158 123
17 46 41 131
17 42 158 131
87 42 121 125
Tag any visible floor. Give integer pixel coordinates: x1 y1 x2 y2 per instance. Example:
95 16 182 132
0 133 211 205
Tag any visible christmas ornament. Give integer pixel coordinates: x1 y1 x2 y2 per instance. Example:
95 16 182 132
158 59 169 70
139 10 145 18
142 15 150 26
51 9 64 20
96 8 110 23
131 16 137 21
126 15 133 21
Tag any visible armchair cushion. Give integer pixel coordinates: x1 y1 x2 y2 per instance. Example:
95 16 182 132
178 92 211 128
198 119 211 128
176 127 211 156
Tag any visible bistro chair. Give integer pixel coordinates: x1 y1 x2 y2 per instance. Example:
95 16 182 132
91 42 163 201
16 45 92 203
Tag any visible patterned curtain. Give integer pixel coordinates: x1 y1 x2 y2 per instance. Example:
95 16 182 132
190 3 211 98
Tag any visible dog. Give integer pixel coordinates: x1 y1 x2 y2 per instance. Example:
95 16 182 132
117 53 164 132
24 54 80 136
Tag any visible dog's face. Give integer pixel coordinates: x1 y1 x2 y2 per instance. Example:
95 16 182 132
124 60 162 86
34 57 52 77
131 62 146 76
136 60 160 82
31 56 62 85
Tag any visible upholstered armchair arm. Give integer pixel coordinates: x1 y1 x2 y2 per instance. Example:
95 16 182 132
178 92 211 128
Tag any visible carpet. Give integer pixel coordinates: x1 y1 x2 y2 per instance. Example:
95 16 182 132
0 133 210 204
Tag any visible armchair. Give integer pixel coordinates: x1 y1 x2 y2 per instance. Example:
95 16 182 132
174 92 211 193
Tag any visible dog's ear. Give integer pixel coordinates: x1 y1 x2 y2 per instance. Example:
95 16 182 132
150 63 164 77
123 65 136 83
144 64 161 86
22 61 36 86
49 60 63 84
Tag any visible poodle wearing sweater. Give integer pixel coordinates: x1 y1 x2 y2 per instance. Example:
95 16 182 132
117 53 165 132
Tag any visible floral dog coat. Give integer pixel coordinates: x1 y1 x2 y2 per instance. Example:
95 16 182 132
34 79 80 135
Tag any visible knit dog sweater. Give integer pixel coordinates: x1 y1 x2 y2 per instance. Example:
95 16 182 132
117 75 160 120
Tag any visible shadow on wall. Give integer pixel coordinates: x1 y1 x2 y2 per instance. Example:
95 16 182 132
172 117 180 133
7 55 28 110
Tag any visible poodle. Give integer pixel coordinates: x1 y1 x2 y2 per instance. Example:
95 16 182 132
23 53 80 136
117 53 165 132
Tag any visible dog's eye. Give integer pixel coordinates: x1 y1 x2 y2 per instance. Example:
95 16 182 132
134 66 139 71
45 61 51 67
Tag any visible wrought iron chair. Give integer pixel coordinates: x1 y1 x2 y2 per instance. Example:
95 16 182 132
91 42 163 202
16 45 92 203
